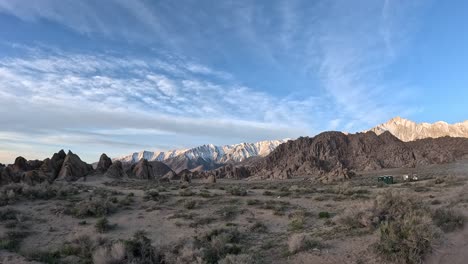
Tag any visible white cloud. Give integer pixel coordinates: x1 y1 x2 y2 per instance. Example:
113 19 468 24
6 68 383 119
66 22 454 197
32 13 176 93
0 49 317 163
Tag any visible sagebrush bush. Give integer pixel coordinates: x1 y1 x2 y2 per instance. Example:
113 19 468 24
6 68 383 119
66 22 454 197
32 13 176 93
432 208 465 232
0 231 29 251
95 217 113 233
184 199 197 210
92 242 126 264
195 228 243 264
228 186 247 196
69 198 116 218
287 233 322 254
124 230 163 263
375 212 439 264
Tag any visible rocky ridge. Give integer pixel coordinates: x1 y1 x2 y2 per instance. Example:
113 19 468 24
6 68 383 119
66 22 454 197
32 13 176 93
369 117 468 141
194 131 468 183
116 139 288 172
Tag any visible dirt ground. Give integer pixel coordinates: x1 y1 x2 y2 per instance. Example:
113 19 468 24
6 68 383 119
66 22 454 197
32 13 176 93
1 160 467 264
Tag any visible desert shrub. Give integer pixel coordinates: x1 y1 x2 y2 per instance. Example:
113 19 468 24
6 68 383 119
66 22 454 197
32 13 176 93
164 240 203 264
124 230 163 263
179 189 195 197
372 191 428 224
95 217 114 233
92 242 126 264
218 254 254 264
195 228 243 264
246 199 261 206
118 195 134 206
144 190 160 201
318 211 330 219
250 221 268 233
432 208 465 232
227 186 247 196
216 206 241 221
288 233 322 254
0 231 29 251
184 200 197 210
376 212 439 264
289 211 306 231
189 217 217 228
0 207 20 222
69 198 116 218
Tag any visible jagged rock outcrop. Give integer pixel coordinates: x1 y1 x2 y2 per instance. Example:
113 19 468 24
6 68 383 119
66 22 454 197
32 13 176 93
178 169 192 183
22 170 48 185
57 151 94 181
12 156 28 172
205 174 216 183
96 153 112 173
104 160 126 178
127 159 155 180
369 117 468 141
149 161 176 180
40 150 67 181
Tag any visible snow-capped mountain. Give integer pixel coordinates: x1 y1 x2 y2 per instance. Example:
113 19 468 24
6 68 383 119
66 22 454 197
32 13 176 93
369 117 468 141
115 139 289 172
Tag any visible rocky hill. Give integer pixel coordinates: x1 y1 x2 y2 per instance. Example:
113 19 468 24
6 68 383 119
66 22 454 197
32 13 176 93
195 131 468 183
369 117 468 141
115 139 288 172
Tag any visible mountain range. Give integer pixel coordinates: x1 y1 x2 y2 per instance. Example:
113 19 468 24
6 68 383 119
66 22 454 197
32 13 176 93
369 117 468 141
115 139 288 172
115 117 468 173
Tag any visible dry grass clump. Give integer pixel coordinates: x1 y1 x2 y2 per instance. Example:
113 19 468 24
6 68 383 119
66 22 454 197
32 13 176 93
372 191 440 264
249 221 268 233
194 228 243 264
68 197 116 218
376 212 439 264
216 206 242 221
184 199 197 210
287 233 322 254
227 186 247 196
432 208 465 232
95 217 115 233
288 211 306 231
0 183 78 206
92 242 126 264
218 254 254 264
0 230 29 251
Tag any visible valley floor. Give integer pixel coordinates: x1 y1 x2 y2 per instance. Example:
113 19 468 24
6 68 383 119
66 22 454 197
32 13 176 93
1 161 467 264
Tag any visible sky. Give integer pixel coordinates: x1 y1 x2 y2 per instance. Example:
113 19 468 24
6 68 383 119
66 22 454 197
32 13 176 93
0 0 467 164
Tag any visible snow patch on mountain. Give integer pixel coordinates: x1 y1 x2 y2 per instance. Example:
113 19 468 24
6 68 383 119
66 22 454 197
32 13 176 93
116 139 289 164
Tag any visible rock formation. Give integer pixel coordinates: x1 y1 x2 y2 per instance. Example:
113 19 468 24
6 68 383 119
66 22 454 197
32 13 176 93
127 159 155 180
192 131 468 183
104 160 126 178
40 150 67 181
178 169 192 183
57 151 94 181
96 153 112 173
22 170 48 185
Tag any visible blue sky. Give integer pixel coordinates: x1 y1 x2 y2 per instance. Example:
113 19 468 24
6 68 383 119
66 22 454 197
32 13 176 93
0 0 467 163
